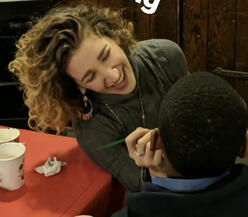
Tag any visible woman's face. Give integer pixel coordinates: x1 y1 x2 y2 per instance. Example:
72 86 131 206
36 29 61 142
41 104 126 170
66 34 136 95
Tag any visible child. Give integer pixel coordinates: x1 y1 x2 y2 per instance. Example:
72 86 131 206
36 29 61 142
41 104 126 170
114 71 248 217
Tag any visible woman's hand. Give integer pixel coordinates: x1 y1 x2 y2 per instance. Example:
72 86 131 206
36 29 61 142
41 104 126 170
125 127 167 178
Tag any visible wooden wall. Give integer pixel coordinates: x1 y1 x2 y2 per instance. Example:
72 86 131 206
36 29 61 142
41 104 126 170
83 0 248 104
85 0 248 72
182 0 248 73
81 0 180 42
181 0 248 105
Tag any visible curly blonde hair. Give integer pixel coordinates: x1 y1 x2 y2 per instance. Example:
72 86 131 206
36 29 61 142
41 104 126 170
9 3 136 134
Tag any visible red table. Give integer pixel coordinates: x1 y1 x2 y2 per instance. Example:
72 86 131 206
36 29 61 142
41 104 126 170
0 128 126 217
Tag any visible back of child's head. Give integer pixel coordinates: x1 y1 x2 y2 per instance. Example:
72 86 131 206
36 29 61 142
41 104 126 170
158 71 248 178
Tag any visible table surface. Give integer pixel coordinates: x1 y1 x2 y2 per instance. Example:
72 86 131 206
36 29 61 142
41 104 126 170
0 128 125 217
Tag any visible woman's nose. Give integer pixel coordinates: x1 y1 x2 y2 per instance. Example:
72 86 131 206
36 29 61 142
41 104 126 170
104 67 120 87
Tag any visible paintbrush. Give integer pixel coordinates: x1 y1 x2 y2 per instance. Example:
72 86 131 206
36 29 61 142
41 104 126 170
97 138 126 150
97 128 162 151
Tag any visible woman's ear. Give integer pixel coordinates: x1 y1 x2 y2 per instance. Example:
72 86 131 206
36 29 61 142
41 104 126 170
239 131 248 158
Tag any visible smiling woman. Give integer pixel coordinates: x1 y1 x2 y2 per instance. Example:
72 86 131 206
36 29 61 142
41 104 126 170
9 2 188 192
66 35 136 95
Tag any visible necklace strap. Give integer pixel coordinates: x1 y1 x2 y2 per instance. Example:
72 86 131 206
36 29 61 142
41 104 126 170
138 87 146 127
105 103 127 135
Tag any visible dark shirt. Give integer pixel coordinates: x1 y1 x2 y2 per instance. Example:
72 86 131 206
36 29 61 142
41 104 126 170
112 164 248 217
74 39 188 192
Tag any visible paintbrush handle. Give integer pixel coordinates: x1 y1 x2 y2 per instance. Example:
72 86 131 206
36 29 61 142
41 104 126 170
97 138 126 150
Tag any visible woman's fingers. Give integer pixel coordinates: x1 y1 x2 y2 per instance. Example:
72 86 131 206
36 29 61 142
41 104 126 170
134 141 151 166
125 127 149 157
150 128 159 151
135 131 151 154
137 145 163 167
126 128 165 171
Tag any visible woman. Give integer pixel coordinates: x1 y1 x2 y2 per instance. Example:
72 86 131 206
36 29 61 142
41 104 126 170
9 3 188 192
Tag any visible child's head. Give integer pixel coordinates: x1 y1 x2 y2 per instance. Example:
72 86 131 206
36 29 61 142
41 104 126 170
159 72 248 178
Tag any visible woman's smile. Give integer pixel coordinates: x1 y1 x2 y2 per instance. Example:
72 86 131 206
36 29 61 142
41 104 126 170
110 66 128 90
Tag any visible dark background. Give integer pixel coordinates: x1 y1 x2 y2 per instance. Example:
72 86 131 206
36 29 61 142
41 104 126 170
0 0 247 130
0 0 57 129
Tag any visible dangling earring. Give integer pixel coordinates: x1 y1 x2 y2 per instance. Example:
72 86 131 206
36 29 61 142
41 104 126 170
81 89 93 120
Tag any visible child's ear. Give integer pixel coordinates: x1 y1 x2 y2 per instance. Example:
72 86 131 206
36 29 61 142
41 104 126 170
239 131 248 158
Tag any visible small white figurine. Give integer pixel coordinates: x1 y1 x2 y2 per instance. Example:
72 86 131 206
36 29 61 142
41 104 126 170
35 157 66 177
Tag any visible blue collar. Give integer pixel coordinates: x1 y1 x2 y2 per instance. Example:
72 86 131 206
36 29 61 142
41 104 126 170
152 171 229 193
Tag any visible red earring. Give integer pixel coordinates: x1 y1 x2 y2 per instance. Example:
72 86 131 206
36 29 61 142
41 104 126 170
81 89 93 120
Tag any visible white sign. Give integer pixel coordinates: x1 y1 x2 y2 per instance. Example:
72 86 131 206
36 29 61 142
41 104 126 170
135 0 161 15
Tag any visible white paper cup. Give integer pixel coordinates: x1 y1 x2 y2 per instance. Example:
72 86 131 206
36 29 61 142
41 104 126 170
0 128 20 144
0 142 26 190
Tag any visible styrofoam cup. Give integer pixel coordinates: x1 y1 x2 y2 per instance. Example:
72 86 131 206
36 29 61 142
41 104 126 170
0 142 26 190
0 128 20 144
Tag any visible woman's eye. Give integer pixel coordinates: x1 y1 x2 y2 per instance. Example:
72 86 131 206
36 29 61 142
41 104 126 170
102 48 111 62
87 72 96 83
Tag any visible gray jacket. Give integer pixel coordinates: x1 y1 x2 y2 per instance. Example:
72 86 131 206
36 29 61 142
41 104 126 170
74 39 188 192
